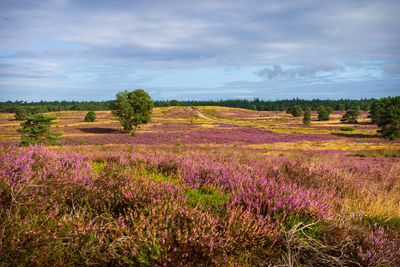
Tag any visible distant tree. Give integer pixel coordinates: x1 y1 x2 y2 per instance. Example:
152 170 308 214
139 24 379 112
317 105 332 121
340 106 360 124
14 107 38 120
169 100 179 106
303 107 311 125
84 111 96 122
336 103 345 111
287 105 303 117
112 89 153 133
370 96 400 140
17 114 62 146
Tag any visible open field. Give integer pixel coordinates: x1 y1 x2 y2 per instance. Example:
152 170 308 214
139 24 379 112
1 107 399 266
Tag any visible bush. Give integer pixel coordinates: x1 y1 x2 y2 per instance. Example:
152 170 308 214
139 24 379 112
303 107 311 125
84 111 96 122
341 106 360 124
287 105 303 117
341 126 355 131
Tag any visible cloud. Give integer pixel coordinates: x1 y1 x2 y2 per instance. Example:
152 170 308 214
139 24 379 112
382 64 400 75
255 62 344 80
0 0 400 100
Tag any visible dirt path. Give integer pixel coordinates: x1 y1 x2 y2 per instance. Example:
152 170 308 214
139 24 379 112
184 106 223 123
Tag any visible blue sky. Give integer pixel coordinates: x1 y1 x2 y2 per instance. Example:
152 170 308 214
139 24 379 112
0 0 399 101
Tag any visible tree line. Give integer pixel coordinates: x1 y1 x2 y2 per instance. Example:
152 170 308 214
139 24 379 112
1 98 376 114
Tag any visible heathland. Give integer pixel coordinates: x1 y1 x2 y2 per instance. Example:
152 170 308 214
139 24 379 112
1 106 399 265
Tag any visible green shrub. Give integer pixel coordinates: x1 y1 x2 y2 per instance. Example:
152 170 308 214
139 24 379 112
303 107 311 125
341 106 360 123
341 126 355 131
84 111 96 122
287 105 303 117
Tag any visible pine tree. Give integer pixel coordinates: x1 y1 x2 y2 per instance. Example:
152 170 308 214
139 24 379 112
17 114 62 146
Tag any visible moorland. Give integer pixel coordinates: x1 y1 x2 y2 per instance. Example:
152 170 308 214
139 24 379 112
1 106 399 265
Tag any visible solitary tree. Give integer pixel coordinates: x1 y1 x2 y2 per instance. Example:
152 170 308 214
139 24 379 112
303 107 311 125
370 96 400 140
84 111 96 122
17 113 62 146
340 106 360 124
112 89 153 133
317 105 332 121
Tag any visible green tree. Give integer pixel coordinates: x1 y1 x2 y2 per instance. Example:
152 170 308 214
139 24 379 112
15 107 35 120
84 111 96 122
370 96 400 140
340 106 360 124
317 105 332 121
169 100 179 106
336 103 345 111
17 114 62 146
303 107 311 125
112 89 153 133
290 105 303 117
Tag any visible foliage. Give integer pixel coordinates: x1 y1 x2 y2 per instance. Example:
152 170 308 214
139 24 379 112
341 106 360 123
317 105 332 121
16 114 62 146
336 103 345 111
370 96 400 140
111 89 153 132
1 98 376 113
287 105 303 117
14 106 46 120
340 126 355 131
84 111 96 122
303 107 311 125
169 99 179 106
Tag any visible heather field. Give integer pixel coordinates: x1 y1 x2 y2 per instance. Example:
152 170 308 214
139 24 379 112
1 107 400 266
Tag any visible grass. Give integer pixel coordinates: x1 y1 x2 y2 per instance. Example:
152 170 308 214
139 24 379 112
349 149 400 158
184 187 230 210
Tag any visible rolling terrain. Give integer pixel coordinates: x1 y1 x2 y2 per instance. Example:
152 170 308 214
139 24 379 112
0 106 399 266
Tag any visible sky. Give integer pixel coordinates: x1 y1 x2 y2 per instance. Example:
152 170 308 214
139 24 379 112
0 0 399 101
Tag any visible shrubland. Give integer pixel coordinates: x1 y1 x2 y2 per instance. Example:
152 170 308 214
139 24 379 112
1 145 399 266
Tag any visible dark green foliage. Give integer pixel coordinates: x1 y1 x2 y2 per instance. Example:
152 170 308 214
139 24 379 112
341 126 355 131
336 103 345 111
169 100 179 106
317 106 332 121
84 111 96 122
17 114 62 146
14 106 47 120
370 96 400 140
112 89 153 133
1 98 376 113
341 106 360 123
287 105 303 117
303 107 311 125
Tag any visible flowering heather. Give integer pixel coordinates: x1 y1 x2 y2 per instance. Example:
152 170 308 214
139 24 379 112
0 107 399 265
61 127 339 146
1 145 399 265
